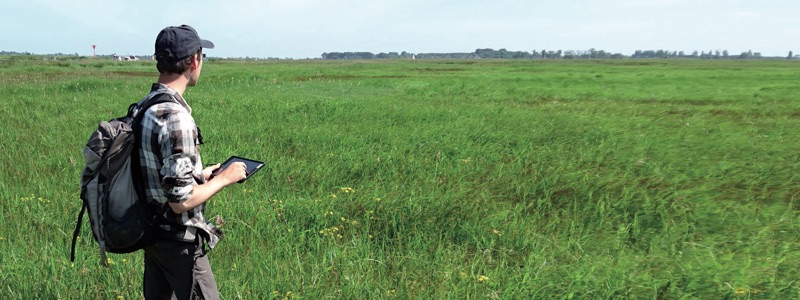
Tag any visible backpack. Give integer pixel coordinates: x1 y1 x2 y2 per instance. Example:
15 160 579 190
70 93 174 266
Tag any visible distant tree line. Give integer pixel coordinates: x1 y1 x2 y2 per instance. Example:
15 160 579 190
321 48 797 60
1 51 84 57
630 49 769 59
322 51 416 59
0 51 32 56
3 49 797 61
0 50 150 61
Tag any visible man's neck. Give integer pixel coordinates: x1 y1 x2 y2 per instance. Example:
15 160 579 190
157 72 189 96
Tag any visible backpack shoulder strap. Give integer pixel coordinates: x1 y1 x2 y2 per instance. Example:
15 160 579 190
130 92 176 210
69 201 87 262
130 92 177 123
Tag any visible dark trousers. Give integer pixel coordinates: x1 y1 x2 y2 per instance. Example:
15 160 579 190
143 238 219 300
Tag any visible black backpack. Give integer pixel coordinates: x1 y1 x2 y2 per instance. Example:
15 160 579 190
70 93 173 266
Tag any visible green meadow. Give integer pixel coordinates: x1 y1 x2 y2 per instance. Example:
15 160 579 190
1 57 799 299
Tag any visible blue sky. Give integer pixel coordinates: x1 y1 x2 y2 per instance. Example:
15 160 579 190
1 0 798 58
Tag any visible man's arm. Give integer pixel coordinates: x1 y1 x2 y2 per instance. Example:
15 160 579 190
168 162 247 214
159 110 247 214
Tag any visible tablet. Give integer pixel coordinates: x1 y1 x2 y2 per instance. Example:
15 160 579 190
212 156 265 183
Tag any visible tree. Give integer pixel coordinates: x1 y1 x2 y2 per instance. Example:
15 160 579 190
739 51 753 59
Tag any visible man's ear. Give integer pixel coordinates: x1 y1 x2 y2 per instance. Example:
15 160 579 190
190 54 200 70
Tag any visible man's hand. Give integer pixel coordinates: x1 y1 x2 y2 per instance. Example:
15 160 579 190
203 164 221 181
214 162 248 186
170 162 249 214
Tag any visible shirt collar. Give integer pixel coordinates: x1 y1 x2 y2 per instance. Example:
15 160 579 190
150 83 192 114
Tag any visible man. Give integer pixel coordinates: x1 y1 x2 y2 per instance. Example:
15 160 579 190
137 25 247 299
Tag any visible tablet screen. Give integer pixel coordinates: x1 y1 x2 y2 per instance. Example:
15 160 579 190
214 156 265 182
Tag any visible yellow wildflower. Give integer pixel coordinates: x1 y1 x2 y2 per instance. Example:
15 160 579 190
478 275 490 283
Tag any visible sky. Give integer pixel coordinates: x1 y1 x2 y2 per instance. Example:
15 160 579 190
1 0 798 59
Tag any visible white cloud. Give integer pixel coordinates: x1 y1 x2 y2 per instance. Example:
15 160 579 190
28 0 146 35
622 0 685 6
735 12 761 18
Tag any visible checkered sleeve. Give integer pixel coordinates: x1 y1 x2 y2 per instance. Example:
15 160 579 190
159 109 200 203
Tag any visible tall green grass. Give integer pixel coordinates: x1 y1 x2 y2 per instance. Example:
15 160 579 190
1 58 799 299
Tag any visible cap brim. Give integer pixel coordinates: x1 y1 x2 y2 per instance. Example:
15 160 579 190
201 39 215 49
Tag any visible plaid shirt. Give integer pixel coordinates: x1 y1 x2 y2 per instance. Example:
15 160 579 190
135 83 220 249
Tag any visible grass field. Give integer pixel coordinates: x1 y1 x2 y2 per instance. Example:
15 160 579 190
1 57 799 299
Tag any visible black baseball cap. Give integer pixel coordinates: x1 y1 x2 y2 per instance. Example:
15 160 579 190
154 25 214 62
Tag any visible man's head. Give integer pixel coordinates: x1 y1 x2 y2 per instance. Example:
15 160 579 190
154 25 214 75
